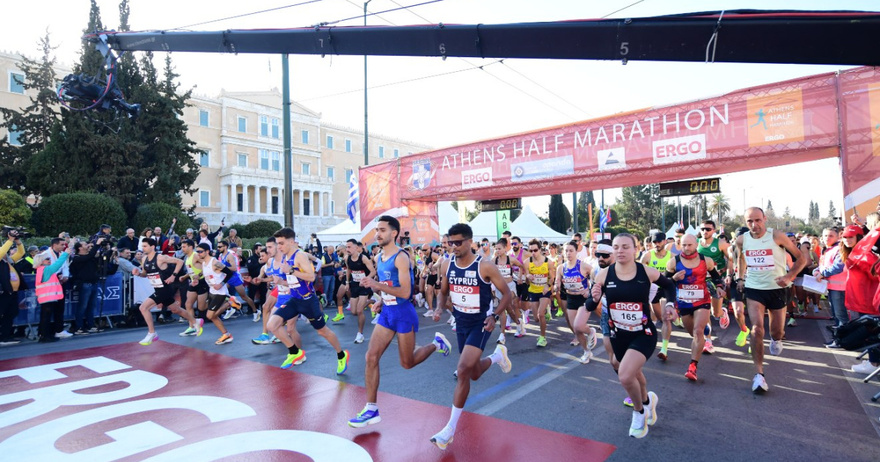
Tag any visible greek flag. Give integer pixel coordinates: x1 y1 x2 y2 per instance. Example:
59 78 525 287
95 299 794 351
599 207 609 232
347 171 358 223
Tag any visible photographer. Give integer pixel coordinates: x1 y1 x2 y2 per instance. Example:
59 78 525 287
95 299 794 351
0 229 26 345
36 241 73 342
70 238 106 334
90 224 114 246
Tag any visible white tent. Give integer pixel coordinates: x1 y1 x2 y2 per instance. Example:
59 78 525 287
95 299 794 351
510 206 570 243
316 218 362 247
685 225 699 236
438 201 460 234
467 211 501 242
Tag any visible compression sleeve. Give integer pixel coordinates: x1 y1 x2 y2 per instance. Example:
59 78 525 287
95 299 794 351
708 267 724 286
654 274 677 303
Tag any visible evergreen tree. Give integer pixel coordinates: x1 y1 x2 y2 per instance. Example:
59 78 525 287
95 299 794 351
548 194 570 234
575 191 596 231
828 200 837 219
619 185 659 231
0 33 60 195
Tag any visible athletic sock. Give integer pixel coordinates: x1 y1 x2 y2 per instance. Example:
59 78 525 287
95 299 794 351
365 402 378 412
288 345 300 355
642 399 650 406
690 359 698 366
337 351 346 360
661 339 669 353
432 337 443 349
488 350 502 364
447 406 463 431
637 408 645 414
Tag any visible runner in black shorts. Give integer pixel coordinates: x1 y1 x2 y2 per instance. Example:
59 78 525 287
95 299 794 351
556 240 595 363
346 239 375 344
430 223 513 450
585 233 676 438
134 238 198 346
726 227 750 348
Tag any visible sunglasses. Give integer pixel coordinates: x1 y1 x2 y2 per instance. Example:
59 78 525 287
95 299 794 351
195 250 205 254
530 248 540 252
447 239 468 247
701 227 714 232
595 253 611 259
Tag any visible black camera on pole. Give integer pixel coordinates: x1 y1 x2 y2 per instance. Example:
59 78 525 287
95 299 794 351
1 226 31 240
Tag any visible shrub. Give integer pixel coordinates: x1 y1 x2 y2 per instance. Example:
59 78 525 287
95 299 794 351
241 219 283 239
133 203 194 237
0 190 32 230
33 193 126 237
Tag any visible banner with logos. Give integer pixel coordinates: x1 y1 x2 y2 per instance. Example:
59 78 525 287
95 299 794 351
839 67 880 219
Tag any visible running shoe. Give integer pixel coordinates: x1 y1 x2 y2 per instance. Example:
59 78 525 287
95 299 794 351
196 318 204 337
629 410 648 438
451 319 456 332
646 391 658 426
545 310 552 321
702 338 715 355
494 344 512 373
769 339 783 356
215 332 233 345
569 337 579 346
179 327 197 337
787 318 797 327
280 350 307 369
371 315 379 325
348 407 381 428
852 360 877 374
355 332 365 344
673 317 683 328
555 308 564 318
580 349 593 364
423 309 434 318
752 373 768 393
252 333 271 345
434 332 451 356
685 363 698 382
446 315 454 325
587 327 597 350
623 396 634 407
719 308 730 329
252 311 261 322
270 335 281 343
430 425 455 450
324 314 329 323
496 334 506 345
139 332 158 346
332 313 345 322
337 350 350 375
536 336 548 347
514 324 525 338
657 351 667 362
735 329 750 347
824 339 842 349
229 297 242 309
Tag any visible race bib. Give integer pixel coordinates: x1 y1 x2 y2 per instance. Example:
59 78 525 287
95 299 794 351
451 284 480 314
148 273 164 289
532 275 548 286
499 266 511 278
563 276 583 292
352 270 366 282
678 285 704 301
286 274 301 289
609 302 644 332
745 249 774 272
380 280 397 306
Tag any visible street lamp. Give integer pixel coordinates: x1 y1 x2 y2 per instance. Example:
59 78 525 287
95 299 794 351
363 0 372 167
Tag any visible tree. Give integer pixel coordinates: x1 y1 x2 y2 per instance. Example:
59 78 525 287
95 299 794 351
828 200 837 219
0 190 32 229
0 32 60 196
548 194 571 234
708 193 731 224
574 191 596 232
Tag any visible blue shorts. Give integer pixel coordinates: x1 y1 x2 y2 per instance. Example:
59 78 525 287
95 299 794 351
276 295 326 329
377 301 419 334
455 320 492 354
227 273 244 288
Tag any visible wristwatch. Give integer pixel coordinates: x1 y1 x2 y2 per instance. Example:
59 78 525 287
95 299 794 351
493 314 500 321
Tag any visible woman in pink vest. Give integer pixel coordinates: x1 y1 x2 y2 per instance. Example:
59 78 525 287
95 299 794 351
814 227 848 336
36 246 72 343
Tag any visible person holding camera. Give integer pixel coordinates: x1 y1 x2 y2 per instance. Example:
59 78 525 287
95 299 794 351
36 241 74 342
69 238 107 334
0 230 27 345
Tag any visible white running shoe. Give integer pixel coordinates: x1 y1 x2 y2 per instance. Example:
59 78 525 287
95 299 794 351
430 425 455 450
139 332 158 346
222 308 235 320
423 309 434 318
580 349 593 364
851 360 877 374
587 327 597 350
55 330 73 339
496 334 506 345
646 391 658 426
253 311 261 322
494 344 512 373
769 339 783 356
371 315 379 325
752 373 769 393
446 315 454 325
629 410 648 438
355 332 365 344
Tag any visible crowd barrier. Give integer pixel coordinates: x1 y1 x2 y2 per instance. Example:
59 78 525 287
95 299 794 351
13 273 127 331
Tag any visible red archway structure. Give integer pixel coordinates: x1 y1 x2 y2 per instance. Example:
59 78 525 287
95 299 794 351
359 66 880 242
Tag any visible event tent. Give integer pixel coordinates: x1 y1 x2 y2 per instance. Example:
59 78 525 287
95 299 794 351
466 211 502 242
315 218 361 247
510 206 570 243
438 201 460 234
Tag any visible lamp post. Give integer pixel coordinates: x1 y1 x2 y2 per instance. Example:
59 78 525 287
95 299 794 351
363 0 372 167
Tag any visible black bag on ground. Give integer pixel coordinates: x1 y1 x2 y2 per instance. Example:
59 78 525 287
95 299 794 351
834 316 880 350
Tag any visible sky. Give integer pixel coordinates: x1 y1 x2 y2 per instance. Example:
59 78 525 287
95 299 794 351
4 0 873 223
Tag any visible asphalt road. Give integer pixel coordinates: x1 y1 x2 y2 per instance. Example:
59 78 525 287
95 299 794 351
3 304 879 461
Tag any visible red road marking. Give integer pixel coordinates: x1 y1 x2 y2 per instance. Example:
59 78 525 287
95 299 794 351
0 342 615 461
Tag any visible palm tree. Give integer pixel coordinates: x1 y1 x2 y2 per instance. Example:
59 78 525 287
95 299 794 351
708 193 731 224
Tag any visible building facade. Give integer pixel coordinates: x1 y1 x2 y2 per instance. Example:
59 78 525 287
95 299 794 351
0 51 430 237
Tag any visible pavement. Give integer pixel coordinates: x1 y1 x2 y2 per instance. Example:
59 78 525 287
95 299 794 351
1 304 879 461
